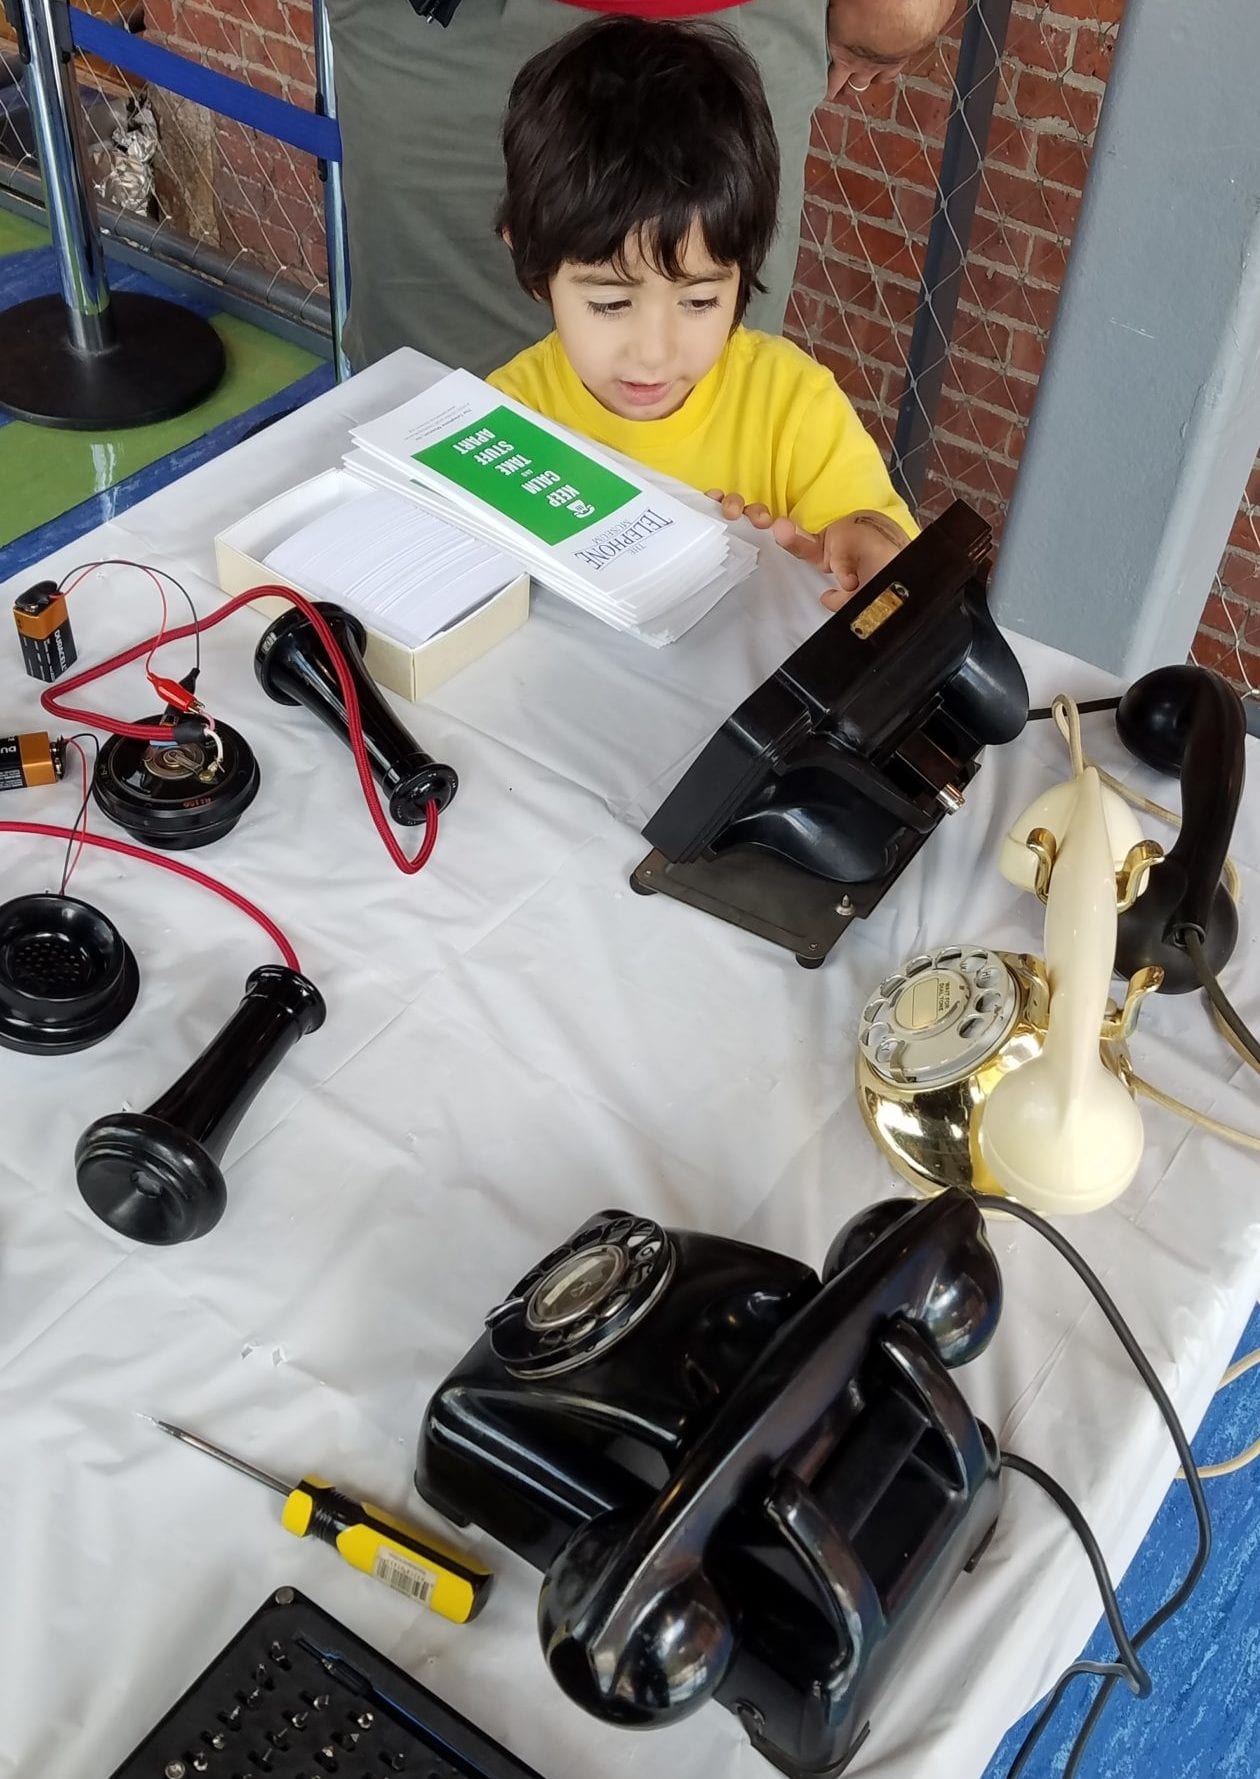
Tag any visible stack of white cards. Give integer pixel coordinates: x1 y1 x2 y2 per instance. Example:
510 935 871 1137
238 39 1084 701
262 484 523 649
346 369 754 646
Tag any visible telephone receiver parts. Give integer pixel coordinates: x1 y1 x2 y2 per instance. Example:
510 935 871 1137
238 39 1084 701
76 964 325 1244
1113 664 1244 993
254 602 459 825
92 715 261 851
0 890 139 1053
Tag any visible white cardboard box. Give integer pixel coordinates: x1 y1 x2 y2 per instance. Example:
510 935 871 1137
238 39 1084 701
214 468 530 703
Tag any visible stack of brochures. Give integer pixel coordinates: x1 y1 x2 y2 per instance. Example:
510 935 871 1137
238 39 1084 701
263 485 522 649
344 369 755 646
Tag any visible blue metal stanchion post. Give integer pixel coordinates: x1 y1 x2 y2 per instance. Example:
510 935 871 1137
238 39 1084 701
0 0 225 427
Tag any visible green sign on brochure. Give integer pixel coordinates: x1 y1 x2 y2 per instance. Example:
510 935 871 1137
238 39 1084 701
413 405 637 547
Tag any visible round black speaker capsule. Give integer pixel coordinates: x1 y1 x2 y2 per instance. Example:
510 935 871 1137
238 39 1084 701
92 717 260 850
0 893 139 1054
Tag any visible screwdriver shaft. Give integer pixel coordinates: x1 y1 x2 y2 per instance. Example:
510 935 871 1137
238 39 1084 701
150 1418 291 1497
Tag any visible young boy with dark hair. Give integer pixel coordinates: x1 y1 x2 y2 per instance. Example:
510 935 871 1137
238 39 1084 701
489 14 916 609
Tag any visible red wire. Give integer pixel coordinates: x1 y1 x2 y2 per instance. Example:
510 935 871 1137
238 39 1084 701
39 584 439 876
142 574 171 682
0 822 302 971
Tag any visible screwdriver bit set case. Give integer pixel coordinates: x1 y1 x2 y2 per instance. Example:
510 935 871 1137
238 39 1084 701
107 1589 541 1779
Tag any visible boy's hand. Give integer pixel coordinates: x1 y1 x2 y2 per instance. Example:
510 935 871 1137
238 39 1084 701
707 494 910 610
707 489 780 530
790 511 911 610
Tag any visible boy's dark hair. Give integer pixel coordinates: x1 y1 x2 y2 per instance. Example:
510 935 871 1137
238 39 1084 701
498 16 780 321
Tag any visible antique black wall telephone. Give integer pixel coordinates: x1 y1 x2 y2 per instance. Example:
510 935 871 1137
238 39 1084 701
418 1194 1004 1778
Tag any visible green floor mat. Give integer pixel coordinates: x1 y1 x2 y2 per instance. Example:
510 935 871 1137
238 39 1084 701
0 209 51 254
0 312 320 548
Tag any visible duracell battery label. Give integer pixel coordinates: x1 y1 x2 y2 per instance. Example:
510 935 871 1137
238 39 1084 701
13 582 77 683
0 735 23 793
0 733 59 792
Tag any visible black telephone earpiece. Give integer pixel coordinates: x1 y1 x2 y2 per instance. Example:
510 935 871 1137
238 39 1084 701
535 1192 1001 1728
1114 664 1245 993
823 1196 1002 1365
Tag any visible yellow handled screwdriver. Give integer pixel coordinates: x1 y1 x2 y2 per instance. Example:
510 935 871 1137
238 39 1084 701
149 1419 492 1623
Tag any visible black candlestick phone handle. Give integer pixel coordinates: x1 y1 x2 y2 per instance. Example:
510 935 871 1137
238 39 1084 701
76 966 325 1244
538 1190 1001 1724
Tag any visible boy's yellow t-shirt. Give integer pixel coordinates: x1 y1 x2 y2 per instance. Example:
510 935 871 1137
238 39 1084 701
487 326 916 540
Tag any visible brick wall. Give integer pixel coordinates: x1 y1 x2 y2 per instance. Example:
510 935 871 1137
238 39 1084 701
141 0 326 293
788 0 1115 537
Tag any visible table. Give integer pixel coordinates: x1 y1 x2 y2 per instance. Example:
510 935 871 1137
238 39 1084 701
2 349 1258 1779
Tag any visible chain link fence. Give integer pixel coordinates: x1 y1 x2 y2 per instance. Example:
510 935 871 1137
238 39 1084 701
141 0 327 302
0 16 37 179
0 0 328 317
2 0 146 200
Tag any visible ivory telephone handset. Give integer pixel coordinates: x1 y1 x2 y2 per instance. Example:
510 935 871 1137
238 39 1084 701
857 692 1176 1214
979 766 1150 1213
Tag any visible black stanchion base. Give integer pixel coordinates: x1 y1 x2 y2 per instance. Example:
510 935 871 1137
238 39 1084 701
0 290 227 430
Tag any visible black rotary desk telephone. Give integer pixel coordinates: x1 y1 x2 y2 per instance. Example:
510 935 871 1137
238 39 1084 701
417 1194 1003 1779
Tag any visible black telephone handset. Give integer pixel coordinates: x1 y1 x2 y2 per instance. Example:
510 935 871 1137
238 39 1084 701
539 1191 1000 1731
1115 665 1245 992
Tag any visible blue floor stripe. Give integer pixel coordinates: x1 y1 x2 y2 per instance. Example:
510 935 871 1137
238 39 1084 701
983 1302 1260 1777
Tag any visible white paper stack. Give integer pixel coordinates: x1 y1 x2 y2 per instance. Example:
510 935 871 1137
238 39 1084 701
262 485 523 648
347 369 755 646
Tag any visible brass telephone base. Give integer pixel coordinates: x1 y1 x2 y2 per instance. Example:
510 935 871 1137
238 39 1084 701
856 945 1134 1201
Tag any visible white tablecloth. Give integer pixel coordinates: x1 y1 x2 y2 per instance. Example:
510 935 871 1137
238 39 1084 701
1 350 1258 1779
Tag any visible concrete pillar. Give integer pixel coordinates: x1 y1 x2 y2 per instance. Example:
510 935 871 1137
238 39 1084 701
990 0 1260 677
